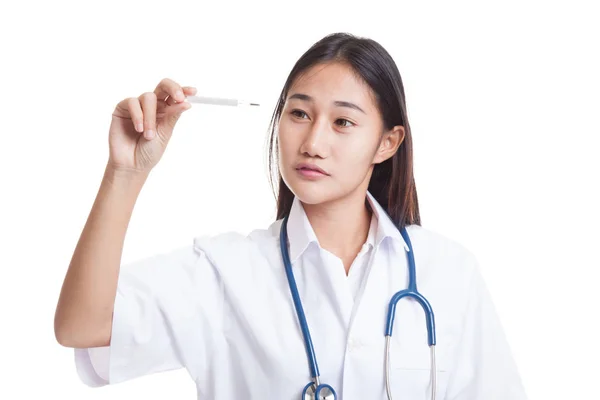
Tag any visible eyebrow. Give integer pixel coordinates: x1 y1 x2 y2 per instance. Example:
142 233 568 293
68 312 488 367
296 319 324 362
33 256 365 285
287 93 366 114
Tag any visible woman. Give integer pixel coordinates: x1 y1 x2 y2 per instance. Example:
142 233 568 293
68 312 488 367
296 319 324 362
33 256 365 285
54 32 527 399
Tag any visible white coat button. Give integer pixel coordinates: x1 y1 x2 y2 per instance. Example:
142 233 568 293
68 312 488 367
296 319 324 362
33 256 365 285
347 338 355 351
348 337 362 352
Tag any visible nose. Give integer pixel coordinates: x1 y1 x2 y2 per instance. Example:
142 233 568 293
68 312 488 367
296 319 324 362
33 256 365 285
300 118 330 158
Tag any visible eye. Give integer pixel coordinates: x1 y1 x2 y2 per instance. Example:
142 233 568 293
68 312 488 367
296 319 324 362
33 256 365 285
290 109 308 119
290 110 355 128
335 118 355 128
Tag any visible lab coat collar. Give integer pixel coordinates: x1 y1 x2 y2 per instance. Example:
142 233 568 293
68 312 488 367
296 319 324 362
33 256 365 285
287 190 409 263
366 190 410 253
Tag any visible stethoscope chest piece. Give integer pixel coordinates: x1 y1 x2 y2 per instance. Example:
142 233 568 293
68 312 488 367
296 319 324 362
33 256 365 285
303 382 336 400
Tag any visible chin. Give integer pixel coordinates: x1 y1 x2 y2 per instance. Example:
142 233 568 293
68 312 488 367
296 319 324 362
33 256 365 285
281 174 324 204
286 179 344 207
294 187 330 205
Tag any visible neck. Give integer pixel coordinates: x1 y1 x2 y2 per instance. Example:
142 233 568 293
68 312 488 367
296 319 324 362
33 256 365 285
302 192 372 271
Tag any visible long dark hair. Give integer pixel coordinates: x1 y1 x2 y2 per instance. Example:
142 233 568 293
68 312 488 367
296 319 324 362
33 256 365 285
266 32 421 230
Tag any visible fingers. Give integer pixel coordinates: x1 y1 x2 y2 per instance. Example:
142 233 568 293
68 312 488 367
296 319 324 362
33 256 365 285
183 86 197 95
122 79 196 142
164 86 197 106
154 78 183 103
138 92 158 140
127 98 144 134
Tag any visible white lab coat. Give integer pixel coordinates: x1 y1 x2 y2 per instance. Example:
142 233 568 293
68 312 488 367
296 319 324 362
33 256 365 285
74 191 527 399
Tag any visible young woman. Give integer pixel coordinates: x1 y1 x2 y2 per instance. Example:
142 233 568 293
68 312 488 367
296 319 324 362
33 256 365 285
54 32 527 400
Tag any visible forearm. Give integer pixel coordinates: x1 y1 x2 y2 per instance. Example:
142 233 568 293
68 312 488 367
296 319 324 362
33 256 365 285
54 164 149 348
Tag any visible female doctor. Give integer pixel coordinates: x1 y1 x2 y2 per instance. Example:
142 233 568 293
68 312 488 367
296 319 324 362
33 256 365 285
54 32 527 399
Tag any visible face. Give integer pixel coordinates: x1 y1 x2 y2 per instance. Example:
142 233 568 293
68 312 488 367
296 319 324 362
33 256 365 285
277 62 405 206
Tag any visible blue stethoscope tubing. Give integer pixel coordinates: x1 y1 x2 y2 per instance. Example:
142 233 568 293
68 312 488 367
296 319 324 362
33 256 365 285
280 213 437 400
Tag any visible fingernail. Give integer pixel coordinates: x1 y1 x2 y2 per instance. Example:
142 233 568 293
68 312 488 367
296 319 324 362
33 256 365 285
136 122 144 132
146 129 155 139
176 90 184 100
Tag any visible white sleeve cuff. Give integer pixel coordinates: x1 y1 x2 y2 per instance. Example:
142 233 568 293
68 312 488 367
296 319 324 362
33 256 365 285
74 346 110 387
73 286 134 386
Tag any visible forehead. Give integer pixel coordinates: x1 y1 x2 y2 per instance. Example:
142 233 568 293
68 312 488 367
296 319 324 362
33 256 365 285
287 62 377 113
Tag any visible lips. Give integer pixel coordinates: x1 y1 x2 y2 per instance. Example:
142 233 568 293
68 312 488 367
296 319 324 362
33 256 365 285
295 163 328 175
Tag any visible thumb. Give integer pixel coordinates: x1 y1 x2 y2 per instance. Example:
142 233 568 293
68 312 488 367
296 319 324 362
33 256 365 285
160 101 192 135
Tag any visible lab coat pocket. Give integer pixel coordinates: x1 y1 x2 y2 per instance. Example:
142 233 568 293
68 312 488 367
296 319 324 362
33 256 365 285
389 368 449 400
388 330 450 399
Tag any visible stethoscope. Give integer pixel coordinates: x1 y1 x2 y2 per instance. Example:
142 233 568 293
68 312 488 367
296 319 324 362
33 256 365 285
280 214 437 400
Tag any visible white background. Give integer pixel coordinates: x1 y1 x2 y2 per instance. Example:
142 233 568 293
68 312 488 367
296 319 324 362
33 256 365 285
1 0 598 398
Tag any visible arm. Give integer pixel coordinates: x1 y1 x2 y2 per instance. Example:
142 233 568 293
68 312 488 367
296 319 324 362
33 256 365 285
445 255 528 399
54 164 149 348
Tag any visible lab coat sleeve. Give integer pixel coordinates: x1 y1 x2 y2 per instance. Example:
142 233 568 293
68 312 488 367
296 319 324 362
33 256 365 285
73 241 223 387
444 254 528 399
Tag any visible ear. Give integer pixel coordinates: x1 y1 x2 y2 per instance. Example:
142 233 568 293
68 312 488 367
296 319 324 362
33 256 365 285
372 125 405 164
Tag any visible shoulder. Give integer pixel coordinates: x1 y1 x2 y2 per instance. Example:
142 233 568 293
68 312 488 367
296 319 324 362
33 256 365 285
191 219 281 264
405 224 475 259
404 224 480 280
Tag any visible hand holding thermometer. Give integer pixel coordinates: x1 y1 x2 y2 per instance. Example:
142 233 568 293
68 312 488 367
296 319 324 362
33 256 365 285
107 78 262 172
184 95 260 107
